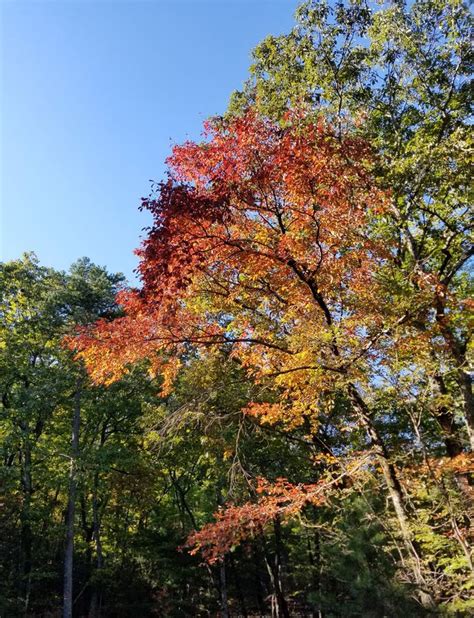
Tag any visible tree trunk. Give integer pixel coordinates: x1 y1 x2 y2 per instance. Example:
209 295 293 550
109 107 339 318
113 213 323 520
433 374 464 458
20 434 33 616
348 385 436 607
272 516 288 605
219 558 229 618
306 523 322 618
89 472 104 618
260 531 290 618
437 408 463 458
63 379 81 618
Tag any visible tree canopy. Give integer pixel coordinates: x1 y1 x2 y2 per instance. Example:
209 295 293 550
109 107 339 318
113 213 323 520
1 0 472 615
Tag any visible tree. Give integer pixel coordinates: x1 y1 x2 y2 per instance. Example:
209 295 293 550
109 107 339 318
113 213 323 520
229 0 473 452
58 258 125 618
70 109 473 607
0 254 69 614
0 255 128 616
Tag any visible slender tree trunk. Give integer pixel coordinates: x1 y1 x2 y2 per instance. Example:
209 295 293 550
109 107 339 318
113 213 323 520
314 530 323 618
306 523 322 617
272 516 288 605
219 558 229 618
89 418 108 617
297 263 435 604
63 379 81 618
431 376 474 501
260 532 290 618
89 472 104 618
348 385 436 607
20 434 33 616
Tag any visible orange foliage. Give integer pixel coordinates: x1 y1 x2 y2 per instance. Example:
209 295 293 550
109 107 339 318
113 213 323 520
71 110 435 562
71 109 390 416
186 477 326 564
186 451 372 563
406 453 474 480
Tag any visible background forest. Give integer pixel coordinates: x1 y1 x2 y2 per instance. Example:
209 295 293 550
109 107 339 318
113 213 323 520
1 1 473 617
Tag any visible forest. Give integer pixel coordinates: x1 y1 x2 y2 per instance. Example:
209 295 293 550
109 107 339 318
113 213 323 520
1 1 473 616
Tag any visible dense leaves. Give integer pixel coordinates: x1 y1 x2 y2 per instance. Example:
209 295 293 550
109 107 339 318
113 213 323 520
72 101 472 611
1 0 472 615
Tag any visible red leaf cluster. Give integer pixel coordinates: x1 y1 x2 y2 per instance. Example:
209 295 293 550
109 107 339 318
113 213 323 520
186 477 326 564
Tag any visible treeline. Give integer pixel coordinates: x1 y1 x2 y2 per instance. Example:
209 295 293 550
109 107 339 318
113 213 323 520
1 0 473 616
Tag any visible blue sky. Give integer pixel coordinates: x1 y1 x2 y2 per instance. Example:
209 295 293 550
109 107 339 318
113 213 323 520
1 0 297 282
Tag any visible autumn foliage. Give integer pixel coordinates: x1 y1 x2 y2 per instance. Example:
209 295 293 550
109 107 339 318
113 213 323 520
69 109 396 558
72 110 388 407
70 109 471 577
186 477 327 564
4 2 471 612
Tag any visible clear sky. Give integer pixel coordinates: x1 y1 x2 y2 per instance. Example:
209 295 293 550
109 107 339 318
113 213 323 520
1 0 297 282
